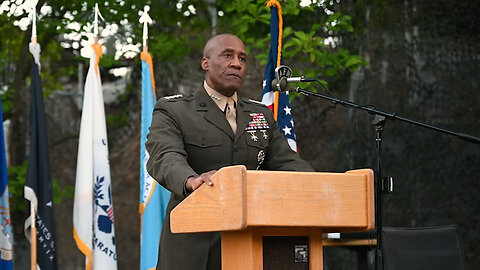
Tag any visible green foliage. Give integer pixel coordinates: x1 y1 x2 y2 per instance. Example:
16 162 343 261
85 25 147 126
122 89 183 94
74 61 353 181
99 54 122 68
0 9 24 116
0 0 369 128
1 0 368 88
52 178 74 205
7 161 74 213
148 34 192 63
6 161 27 213
1 89 14 115
217 0 369 89
106 109 128 129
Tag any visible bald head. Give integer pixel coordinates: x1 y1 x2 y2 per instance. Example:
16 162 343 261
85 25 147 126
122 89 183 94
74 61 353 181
203 34 245 58
201 34 247 97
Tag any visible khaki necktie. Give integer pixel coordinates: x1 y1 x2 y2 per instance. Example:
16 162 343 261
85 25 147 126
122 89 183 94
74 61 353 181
225 98 237 133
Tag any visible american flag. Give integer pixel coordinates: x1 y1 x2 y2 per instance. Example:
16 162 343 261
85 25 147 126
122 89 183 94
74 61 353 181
261 1 297 152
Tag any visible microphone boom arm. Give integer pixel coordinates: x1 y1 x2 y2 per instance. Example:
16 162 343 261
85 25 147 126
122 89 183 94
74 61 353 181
292 86 480 145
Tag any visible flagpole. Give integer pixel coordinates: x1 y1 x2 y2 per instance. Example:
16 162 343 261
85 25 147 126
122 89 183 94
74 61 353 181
30 5 38 270
142 6 149 53
139 6 155 98
94 3 99 45
139 6 150 232
92 3 104 74
30 203 37 270
31 3 37 45
93 3 105 45
139 4 153 260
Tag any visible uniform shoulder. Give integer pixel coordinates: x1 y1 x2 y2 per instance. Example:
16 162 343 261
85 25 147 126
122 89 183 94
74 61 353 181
155 93 194 111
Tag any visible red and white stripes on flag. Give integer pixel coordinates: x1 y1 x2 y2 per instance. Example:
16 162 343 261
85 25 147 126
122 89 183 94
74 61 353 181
262 0 298 152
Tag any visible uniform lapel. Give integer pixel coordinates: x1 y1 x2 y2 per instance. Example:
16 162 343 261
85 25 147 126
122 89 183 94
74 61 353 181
196 89 235 139
235 98 252 142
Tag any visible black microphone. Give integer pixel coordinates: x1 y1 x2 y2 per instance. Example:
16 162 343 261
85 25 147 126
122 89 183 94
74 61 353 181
271 65 316 92
271 77 316 92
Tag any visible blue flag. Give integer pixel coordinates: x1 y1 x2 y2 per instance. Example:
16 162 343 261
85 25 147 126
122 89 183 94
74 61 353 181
261 0 298 151
0 98 13 269
139 52 170 270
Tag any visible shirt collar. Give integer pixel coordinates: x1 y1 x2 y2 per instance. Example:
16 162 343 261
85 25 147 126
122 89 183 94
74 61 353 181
203 81 237 111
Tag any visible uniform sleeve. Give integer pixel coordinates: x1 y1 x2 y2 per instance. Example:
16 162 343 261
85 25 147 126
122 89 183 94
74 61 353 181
146 99 197 199
261 108 314 172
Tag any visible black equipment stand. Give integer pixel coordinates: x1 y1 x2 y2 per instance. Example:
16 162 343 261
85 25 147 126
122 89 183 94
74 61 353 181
290 86 480 270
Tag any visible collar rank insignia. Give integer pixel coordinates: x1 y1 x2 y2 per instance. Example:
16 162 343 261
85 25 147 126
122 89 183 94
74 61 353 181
248 99 265 105
164 94 182 100
245 113 269 131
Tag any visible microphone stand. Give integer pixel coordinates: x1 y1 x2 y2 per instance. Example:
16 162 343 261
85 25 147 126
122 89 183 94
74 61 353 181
289 86 480 270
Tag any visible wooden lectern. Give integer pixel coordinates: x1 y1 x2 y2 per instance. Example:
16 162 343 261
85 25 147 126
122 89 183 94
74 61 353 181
171 165 374 270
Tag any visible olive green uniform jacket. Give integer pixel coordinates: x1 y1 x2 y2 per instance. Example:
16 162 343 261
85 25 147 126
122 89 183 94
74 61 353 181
146 87 314 270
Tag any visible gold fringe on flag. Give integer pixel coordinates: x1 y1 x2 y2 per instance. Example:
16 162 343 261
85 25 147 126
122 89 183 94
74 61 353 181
92 43 103 74
141 51 156 99
266 0 283 121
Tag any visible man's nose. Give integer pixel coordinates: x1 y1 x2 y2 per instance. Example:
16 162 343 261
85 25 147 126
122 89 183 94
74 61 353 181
230 56 243 69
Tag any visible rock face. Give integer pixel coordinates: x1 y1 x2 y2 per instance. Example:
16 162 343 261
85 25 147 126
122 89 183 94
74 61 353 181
296 1 480 268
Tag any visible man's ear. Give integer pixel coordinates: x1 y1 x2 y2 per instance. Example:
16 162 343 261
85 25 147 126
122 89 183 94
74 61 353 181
201 57 209 71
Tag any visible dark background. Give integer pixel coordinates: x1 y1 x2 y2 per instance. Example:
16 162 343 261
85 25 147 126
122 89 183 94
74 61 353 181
294 1 480 268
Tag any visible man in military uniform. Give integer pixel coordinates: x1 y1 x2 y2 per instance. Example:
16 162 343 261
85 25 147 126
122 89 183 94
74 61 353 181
146 33 313 270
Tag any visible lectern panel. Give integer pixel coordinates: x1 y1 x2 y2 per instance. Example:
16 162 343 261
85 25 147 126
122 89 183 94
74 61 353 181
246 170 374 229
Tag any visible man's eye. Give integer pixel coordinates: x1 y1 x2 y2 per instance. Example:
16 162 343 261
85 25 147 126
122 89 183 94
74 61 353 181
239 57 246 62
224 54 233 58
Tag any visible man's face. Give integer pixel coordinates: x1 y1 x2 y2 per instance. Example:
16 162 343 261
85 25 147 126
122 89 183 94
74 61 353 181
202 35 247 97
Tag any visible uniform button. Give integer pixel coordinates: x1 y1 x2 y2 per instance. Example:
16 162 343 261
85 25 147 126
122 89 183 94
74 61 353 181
239 103 244 108
233 146 239 152
200 102 207 107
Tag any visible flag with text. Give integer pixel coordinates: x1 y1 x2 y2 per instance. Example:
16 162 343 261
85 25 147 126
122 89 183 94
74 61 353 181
73 44 117 270
0 98 13 270
139 51 170 270
24 42 58 270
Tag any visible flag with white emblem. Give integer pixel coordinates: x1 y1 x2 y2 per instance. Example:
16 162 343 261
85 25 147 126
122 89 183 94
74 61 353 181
24 42 58 270
261 0 297 152
73 43 117 270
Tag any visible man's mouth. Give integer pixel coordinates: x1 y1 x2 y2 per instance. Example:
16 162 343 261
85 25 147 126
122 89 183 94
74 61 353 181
226 73 242 80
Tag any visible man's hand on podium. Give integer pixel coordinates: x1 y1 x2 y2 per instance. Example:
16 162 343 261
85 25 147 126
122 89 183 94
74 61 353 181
185 170 217 192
